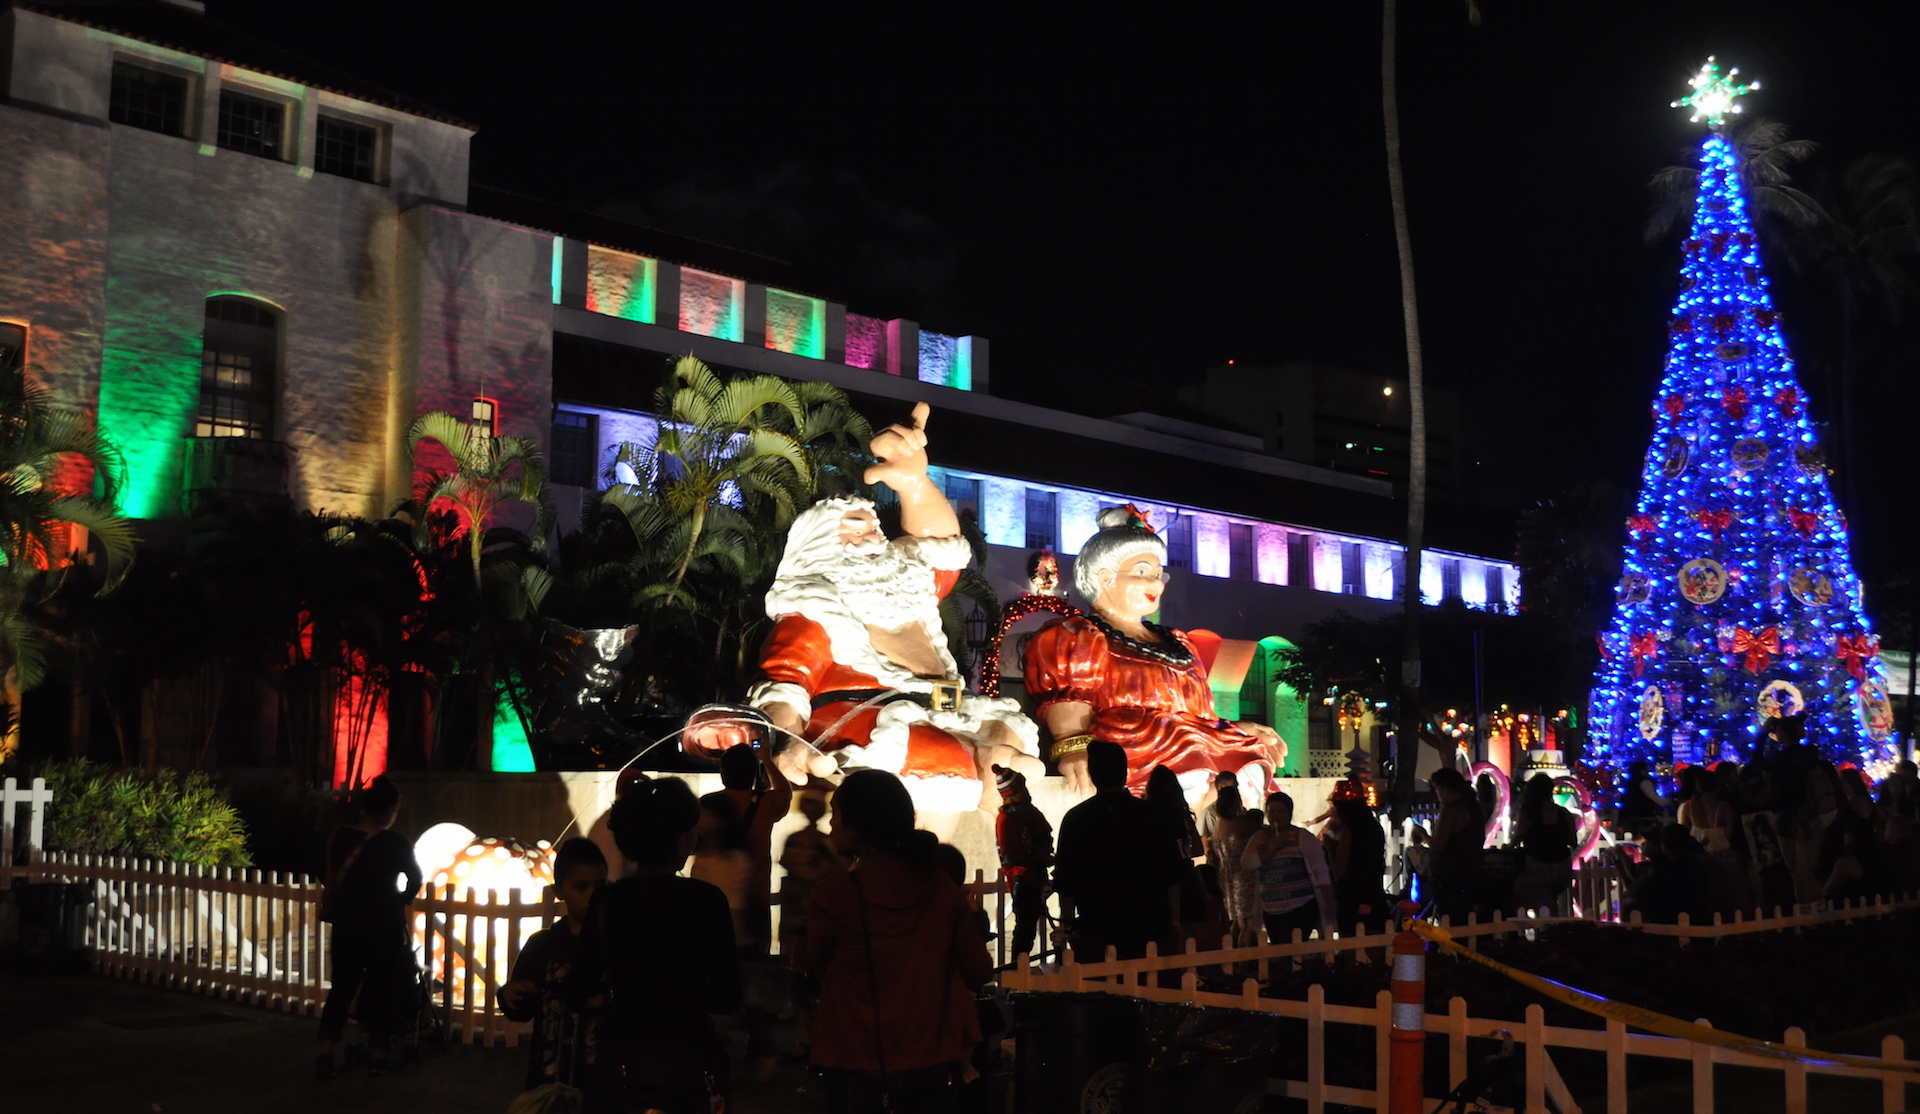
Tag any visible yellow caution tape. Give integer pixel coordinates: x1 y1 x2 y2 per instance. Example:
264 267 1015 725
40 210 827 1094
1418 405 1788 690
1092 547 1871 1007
1407 919 1919 1074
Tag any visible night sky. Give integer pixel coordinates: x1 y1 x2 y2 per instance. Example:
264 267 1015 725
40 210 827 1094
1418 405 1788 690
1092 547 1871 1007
217 0 1920 587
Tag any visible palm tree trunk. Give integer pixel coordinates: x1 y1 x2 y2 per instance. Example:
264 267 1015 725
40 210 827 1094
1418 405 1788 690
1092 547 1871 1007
673 503 710 592
1383 0 1428 820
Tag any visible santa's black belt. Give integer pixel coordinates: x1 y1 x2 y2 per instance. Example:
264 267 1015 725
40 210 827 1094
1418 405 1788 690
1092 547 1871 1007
813 683 963 714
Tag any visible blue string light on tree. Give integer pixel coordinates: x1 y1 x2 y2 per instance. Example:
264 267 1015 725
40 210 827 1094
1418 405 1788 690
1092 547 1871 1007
1588 60 1892 776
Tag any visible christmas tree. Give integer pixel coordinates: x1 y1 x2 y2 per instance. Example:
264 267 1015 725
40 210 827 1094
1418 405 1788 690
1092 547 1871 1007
1588 60 1893 772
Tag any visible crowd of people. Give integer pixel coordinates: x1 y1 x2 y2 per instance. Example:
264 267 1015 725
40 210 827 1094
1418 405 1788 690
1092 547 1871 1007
310 739 1920 1111
1611 750 1920 925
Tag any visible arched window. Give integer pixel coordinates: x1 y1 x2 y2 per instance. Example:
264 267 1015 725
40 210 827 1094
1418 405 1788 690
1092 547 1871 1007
198 297 277 439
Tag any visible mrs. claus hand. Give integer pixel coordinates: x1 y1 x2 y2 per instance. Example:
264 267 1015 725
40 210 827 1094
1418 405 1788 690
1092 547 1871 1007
1238 721 1287 770
863 402 932 489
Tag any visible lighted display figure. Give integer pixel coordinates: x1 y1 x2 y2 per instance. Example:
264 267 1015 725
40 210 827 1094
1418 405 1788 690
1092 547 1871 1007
1023 506 1286 796
1588 61 1887 771
692 403 1042 831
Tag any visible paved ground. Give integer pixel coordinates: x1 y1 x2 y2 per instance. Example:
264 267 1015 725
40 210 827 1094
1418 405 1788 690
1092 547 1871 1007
0 964 819 1114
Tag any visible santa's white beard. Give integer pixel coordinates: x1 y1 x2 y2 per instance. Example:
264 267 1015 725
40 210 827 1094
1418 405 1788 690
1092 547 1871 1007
822 546 932 631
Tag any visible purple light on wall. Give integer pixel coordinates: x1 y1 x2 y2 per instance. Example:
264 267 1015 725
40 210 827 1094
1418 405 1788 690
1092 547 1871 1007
845 313 886 370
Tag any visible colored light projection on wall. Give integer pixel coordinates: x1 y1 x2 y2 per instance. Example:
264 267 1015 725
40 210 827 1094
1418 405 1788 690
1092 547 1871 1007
584 245 657 324
844 313 885 370
679 269 743 342
331 671 389 789
491 688 536 772
917 331 972 390
97 315 204 519
551 236 564 305
765 288 825 359
1588 127 1886 770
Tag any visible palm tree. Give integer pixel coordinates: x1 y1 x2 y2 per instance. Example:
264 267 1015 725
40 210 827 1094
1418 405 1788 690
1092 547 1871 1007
1645 117 1825 247
0 361 136 758
614 355 813 597
1794 155 1920 512
405 411 556 586
1382 0 1430 815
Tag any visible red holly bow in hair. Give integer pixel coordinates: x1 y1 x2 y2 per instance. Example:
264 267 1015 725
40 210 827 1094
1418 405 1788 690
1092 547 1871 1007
1723 387 1749 419
1664 394 1687 418
1730 626 1780 675
1835 633 1877 681
1696 508 1733 539
1775 387 1798 416
1788 508 1820 538
1119 503 1155 533
1627 513 1657 537
1630 632 1659 678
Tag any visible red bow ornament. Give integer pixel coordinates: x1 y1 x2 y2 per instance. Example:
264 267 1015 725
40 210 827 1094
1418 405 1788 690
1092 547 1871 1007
1695 508 1732 539
1723 387 1749 419
1835 633 1877 681
1788 508 1820 538
1775 387 1798 416
1669 316 1693 336
1664 394 1687 419
1730 626 1780 675
1629 632 1659 678
1627 513 1657 538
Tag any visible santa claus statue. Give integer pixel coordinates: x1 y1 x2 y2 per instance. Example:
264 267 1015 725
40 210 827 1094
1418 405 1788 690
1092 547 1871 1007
1024 505 1286 798
732 403 1043 831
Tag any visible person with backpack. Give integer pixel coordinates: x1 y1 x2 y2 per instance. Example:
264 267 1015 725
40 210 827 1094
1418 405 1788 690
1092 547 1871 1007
808 769 993 1113
703 743 794 957
566 778 743 1114
315 776 421 1080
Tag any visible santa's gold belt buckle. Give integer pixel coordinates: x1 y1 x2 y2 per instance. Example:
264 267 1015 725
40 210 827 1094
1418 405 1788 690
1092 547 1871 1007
928 680 962 713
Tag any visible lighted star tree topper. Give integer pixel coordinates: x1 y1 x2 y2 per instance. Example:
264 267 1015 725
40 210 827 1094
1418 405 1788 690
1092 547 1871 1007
1587 61 1892 773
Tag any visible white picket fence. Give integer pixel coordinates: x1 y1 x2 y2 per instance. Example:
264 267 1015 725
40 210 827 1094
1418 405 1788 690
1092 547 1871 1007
0 776 53 887
35 851 557 1047
1005 890 1920 1114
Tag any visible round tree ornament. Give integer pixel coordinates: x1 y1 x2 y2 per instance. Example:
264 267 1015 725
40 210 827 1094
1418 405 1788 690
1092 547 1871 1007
1788 567 1833 608
1678 558 1729 605
1757 679 1805 720
1857 681 1894 741
1638 685 1666 741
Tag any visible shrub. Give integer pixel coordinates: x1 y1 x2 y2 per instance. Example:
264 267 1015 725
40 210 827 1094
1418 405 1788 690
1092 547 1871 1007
27 759 252 867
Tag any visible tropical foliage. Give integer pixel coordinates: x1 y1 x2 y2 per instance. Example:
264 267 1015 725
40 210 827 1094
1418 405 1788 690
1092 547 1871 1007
27 758 250 866
406 410 556 585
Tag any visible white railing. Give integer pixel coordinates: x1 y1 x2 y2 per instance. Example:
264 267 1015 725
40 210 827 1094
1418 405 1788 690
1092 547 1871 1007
1 776 52 886
1003 923 1920 1114
37 851 555 1046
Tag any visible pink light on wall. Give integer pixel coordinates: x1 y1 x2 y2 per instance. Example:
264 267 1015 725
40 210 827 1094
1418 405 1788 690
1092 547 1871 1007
844 313 886 370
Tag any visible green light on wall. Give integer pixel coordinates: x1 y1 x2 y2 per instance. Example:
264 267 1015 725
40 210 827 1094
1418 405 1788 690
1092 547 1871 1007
585 246 657 324
766 288 824 359
97 342 199 519
492 688 536 772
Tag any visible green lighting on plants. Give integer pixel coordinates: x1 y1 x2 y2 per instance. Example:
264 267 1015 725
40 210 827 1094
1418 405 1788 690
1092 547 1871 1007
491 688 536 772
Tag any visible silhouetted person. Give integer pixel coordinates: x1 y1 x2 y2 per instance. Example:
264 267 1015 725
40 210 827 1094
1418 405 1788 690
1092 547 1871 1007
316 776 421 1080
566 778 742 1114
498 838 610 1103
1052 741 1183 961
992 764 1052 962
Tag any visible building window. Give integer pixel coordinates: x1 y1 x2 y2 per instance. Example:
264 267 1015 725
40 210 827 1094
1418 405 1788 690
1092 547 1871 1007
1487 566 1507 612
1442 558 1463 601
315 115 379 182
1024 488 1056 551
1228 523 1254 581
110 62 188 137
1342 542 1363 594
197 298 277 439
1288 533 1311 588
1165 513 1194 570
0 323 24 371
944 474 981 522
471 397 497 437
218 90 286 160
550 410 597 487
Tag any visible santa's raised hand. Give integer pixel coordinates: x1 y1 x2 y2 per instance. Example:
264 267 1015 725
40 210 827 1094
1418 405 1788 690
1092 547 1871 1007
864 401 932 491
